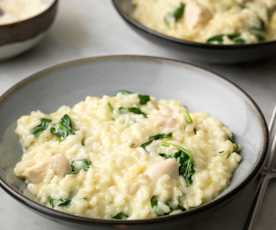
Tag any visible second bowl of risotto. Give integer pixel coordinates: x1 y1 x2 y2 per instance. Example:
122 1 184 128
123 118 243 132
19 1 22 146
113 0 276 63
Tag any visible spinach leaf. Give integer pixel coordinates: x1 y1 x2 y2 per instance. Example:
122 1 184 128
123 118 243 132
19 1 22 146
70 159 91 174
228 133 236 143
250 19 266 42
228 33 246 44
138 94 150 105
108 102 113 112
251 18 266 32
207 33 246 45
48 196 71 208
182 107 193 124
160 142 195 186
119 107 147 118
112 212 129 220
141 133 172 150
50 114 75 141
116 90 151 105
207 34 224 44
150 196 171 216
228 133 241 153
233 143 241 153
164 3 185 26
151 196 158 208
31 118 52 137
116 90 133 95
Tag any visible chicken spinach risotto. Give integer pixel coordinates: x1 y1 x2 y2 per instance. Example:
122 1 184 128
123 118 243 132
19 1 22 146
133 0 276 44
14 91 241 219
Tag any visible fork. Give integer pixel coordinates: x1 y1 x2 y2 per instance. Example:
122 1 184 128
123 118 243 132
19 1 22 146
246 106 276 230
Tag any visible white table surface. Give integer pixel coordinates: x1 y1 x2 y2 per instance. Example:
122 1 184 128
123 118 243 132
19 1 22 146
0 1 275 229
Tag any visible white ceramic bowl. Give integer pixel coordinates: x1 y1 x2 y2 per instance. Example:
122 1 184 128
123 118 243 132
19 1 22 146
0 0 58 61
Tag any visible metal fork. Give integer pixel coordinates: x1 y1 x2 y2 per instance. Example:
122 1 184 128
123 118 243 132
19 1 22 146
246 106 276 230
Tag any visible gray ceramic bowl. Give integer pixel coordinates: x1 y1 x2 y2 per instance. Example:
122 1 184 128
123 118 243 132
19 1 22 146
0 0 58 61
112 0 276 64
0 56 268 229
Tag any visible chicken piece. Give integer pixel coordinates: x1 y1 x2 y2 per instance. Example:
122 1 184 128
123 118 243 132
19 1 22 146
15 154 69 184
50 154 69 176
185 1 212 30
145 159 179 181
152 107 178 129
21 161 49 184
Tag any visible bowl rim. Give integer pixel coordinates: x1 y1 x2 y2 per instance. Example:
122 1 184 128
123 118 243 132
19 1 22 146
0 55 268 225
112 0 276 50
0 0 58 28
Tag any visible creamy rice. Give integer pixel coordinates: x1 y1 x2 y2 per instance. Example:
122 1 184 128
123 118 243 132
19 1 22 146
0 0 54 25
133 0 276 44
14 92 241 219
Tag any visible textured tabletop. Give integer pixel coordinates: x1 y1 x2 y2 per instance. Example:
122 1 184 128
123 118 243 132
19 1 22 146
0 1 275 229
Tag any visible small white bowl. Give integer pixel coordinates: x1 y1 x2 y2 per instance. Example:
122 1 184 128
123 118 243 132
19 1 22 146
0 0 58 61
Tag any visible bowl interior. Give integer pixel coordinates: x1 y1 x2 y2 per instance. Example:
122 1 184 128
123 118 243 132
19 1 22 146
0 56 267 218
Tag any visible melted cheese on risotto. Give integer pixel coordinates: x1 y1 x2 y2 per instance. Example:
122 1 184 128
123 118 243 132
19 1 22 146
133 0 276 44
14 92 241 220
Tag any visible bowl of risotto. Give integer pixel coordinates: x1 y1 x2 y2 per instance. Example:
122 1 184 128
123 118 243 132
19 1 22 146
0 56 268 229
113 0 276 63
0 0 58 60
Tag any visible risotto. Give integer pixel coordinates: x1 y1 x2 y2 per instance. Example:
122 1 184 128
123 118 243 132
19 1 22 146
0 0 54 25
133 0 276 44
14 92 241 220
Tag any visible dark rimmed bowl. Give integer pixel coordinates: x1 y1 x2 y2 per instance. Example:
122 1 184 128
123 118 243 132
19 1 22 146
0 0 58 61
112 0 276 64
0 55 268 229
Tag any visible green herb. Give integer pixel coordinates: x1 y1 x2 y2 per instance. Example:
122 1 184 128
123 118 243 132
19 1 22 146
50 114 75 141
228 134 241 152
70 159 91 174
229 33 246 44
251 21 265 32
141 133 172 150
116 90 151 105
182 107 193 124
81 137 86 146
150 196 171 216
160 142 195 185
233 143 241 153
48 196 71 208
116 90 133 95
138 94 150 105
228 133 236 143
226 133 241 157
164 3 185 26
31 118 52 137
108 102 113 112
151 196 158 208
207 33 246 45
112 212 129 220
207 34 224 44
250 19 266 42
119 107 147 118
